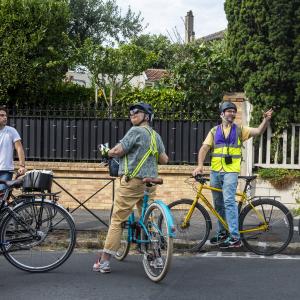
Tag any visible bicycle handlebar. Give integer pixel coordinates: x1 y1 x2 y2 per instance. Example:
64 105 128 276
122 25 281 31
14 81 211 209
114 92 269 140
192 174 209 184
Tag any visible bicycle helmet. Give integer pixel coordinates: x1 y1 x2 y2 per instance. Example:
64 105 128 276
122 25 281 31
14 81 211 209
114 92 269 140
129 102 154 122
219 101 237 113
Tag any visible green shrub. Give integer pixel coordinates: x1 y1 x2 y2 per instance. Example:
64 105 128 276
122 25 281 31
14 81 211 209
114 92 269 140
258 168 300 189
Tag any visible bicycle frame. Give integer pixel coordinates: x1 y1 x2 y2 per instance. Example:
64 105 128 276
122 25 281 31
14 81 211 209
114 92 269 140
182 181 269 234
127 187 175 245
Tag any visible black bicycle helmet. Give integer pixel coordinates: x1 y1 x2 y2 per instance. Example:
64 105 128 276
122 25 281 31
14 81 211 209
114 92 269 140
219 101 237 113
129 102 154 121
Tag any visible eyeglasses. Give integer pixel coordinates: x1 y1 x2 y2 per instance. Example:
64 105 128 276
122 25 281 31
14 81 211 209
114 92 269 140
129 108 144 116
224 110 237 114
0 113 7 117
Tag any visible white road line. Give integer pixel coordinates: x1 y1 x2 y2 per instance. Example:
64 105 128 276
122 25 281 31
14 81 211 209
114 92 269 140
195 252 300 260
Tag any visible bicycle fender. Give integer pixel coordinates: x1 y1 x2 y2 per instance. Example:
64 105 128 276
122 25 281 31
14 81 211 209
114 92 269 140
155 200 176 238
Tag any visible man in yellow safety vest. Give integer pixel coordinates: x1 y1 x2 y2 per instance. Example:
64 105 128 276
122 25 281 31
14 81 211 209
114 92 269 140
193 101 273 248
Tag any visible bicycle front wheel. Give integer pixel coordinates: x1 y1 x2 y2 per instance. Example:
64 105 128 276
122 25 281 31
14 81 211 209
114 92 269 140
141 202 173 282
0 200 76 272
114 223 130 261
168 199 211 253
239 198 293 255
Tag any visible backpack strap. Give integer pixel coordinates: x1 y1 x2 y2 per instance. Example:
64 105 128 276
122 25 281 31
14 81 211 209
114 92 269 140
124 127 158 179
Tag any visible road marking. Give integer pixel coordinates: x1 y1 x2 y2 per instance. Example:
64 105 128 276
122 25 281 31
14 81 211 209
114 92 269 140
193 251 300 260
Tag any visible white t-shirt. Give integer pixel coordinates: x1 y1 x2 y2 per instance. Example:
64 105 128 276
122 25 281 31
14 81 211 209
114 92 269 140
0 126 21 171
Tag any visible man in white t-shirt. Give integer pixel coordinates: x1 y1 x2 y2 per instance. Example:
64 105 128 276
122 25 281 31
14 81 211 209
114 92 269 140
0 106 26 191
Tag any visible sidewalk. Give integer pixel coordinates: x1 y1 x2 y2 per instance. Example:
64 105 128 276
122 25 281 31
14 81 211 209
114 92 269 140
70 209 300 255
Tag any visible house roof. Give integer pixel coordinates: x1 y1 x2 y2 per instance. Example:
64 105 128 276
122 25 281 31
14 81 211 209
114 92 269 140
199 30 225 42
144 69 169 82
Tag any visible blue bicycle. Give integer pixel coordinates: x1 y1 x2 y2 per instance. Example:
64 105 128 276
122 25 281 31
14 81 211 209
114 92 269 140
114 177 176 282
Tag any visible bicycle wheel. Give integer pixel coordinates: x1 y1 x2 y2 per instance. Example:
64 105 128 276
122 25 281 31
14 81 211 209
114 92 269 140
239 198 293 255
141 202 173 282
114 224 130 261
0 200 76 272
168 199 211 253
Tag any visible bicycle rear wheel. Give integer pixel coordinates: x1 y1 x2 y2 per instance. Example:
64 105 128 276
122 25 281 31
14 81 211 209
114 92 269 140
0 200 76 272
141 202 173 282
239 198 293 255
168 199 211 252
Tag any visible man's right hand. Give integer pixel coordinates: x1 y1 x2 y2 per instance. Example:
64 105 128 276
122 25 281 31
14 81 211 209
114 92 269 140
192 165 204 176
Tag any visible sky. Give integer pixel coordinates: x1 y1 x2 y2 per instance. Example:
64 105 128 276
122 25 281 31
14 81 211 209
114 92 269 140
117 0 227 41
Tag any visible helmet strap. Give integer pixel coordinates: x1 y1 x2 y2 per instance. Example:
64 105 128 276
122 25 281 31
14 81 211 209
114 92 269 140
135 113 149 126
221 113 234 126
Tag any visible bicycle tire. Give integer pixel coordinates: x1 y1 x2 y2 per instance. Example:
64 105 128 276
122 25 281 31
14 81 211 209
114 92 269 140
141 202 173 282
239 198 293 256
0 200 76 272
114 224 131 261
168 199 211 253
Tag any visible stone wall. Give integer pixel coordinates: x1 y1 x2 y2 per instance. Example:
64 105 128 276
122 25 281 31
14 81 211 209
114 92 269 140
250 179 299 209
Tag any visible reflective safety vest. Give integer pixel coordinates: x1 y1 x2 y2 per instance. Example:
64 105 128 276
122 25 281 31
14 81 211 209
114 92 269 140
124 127 158 180
210 124 242 173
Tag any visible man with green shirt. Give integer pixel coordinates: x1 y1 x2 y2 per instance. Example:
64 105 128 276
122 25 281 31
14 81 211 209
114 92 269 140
193 101 273 248
93 102 168 273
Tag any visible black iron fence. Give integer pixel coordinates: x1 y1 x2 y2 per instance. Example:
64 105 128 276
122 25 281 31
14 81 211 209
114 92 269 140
8 107 217 164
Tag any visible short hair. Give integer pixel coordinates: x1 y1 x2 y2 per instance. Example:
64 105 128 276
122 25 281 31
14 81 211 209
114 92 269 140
0 105 8 115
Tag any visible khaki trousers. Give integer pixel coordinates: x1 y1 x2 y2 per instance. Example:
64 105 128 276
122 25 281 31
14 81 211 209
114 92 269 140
103 176 156 255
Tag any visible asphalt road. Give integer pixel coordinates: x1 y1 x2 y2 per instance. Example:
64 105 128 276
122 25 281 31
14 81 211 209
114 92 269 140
1 252 300 300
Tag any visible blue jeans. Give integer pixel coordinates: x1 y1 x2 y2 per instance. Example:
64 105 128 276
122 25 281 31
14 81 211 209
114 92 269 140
0 171 13 191
210 171 240 239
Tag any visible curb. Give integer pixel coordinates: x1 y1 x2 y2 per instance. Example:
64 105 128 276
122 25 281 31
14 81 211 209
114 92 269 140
74 229 300 255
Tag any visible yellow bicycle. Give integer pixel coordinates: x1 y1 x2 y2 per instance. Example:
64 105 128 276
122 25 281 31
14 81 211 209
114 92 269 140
168 174 293 256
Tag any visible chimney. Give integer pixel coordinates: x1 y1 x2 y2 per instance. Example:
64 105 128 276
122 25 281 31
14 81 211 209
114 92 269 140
185 10 195 43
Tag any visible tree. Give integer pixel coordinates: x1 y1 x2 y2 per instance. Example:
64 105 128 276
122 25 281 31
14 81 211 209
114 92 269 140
225 0 299 131
81 39 156 107
0 0 70 105
68 0 144 46
131 34 174 69
167 38 238 119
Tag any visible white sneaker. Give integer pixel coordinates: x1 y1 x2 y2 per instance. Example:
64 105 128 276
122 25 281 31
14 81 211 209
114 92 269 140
93 260 111 273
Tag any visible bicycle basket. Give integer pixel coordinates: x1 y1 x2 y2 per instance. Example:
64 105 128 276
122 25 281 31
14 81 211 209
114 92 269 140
22 170 53 192
108 158 119 177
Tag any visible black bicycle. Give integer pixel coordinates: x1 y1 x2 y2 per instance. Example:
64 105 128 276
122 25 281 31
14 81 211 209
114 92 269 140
0 175 76 272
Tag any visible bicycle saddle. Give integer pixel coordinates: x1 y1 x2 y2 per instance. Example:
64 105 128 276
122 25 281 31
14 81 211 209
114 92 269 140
0 178 23 189
142 178 163 185
238 175 257 181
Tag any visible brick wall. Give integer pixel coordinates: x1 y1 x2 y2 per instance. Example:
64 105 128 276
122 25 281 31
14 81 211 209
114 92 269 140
24 162 213 210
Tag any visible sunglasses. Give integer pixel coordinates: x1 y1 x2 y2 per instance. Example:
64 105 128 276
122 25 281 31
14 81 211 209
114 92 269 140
129 108 144 116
